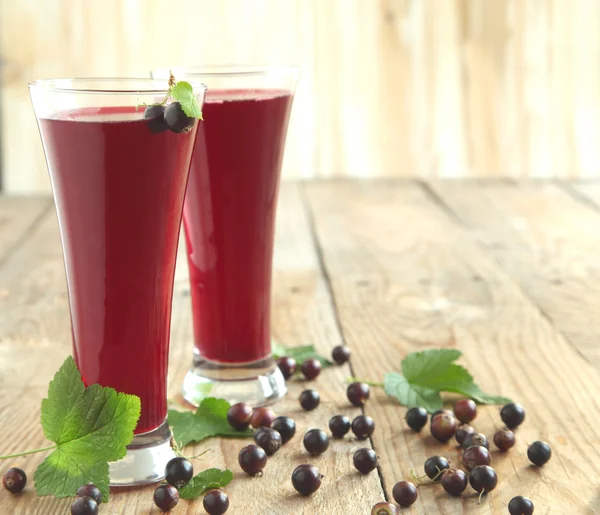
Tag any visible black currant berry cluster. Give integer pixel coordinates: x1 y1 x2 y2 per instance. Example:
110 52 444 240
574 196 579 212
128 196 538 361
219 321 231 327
370 400 550 512
228 400 324 496
227 344 377 499
276 345 351 381
144 102 196 134
150 455 229 514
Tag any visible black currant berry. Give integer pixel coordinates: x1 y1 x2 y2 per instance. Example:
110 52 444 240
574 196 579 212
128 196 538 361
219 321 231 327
431 409 453 423
203 489 229 515
303 429 330 456
392 480 418 507
424 455 450 480
277 357 297 380
238 445 267 476
462 445 491 471
353 448 378 474
143 104 168 133
254 427 282 456
272 416 296 444
405 407 428 432
462 432 490 450
508 495 535 515
299 389 320 411
332 345 351 365
329 415 351 438
527 441 551 466
227 402 253 430
430 413 458 442
441 468 467 496
500 403 526 429
2 467 27 494
164 102 195 133
453 399 477 424
71 496 98 515
76 484 102 504
301 359 322 380
250 407 276 429
165 456 193 489
493 428 516 451
455 425 474 445
153 484 179 512
371 502 398 515
469 465 498 494
351 415 375 440
291 464 322 496
347 382 370 406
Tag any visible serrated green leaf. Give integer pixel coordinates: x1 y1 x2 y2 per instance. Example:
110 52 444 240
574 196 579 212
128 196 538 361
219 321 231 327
450 382 512 405
168 398 252 447
34 356 141 501
179 468 233 499
271 341 333 368
402 349 463 384
384 372 443 413
170 81 203 119
400 349 511 406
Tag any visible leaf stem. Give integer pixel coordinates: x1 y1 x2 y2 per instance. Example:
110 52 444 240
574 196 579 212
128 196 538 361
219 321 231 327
0 445 56 460
347 377 384 388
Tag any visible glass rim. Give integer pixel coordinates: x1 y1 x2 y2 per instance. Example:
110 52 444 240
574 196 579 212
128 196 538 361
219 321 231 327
28 77 208 95
152 65 299 78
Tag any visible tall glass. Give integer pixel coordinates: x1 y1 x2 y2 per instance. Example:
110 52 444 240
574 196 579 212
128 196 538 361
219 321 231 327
29 78 206 485
152 67 297 407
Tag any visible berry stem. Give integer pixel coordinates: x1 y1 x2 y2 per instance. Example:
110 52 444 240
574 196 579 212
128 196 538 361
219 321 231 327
186 449 210 460
0 444 56 460
347 377 384 388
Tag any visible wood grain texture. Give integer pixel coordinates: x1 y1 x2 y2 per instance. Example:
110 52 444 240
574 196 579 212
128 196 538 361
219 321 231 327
304 180 600 514
4 0 600 192
570 181 600 208
0 184 384 514
429 180 600 369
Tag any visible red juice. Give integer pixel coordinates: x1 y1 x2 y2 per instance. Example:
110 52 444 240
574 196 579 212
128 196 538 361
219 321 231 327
38 107 197 434
184 90 293 364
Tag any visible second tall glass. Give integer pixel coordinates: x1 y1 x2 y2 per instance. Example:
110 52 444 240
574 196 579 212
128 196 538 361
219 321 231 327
153 67 297 407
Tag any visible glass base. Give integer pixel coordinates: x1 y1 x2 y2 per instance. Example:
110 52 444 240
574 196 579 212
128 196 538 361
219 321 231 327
109 420 176 486
182 353 287 408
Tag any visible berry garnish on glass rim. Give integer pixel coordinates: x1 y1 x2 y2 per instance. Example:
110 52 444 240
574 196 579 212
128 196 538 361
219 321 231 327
143 71 203 134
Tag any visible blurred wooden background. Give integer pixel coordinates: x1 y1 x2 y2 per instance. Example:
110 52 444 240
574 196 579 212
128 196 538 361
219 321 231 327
1 0 600 193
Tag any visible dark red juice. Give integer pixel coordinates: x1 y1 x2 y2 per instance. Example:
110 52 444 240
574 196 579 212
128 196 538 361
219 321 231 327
38 107 197 434
184 90 293 363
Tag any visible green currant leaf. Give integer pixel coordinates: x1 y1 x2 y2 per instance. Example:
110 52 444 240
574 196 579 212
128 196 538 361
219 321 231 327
179 468 233 500
383 372 443 413
401 349 511 406
170 81 203 119
168 398 252 447
34 356 141 502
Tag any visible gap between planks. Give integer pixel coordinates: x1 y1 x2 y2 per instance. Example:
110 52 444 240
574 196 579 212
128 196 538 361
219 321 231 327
300 182 390 503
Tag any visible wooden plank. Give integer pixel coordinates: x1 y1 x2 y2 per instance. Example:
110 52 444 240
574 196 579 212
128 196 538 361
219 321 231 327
305 180 600 514
570 181 600 207
429 180 600 369
0 184 384 513
0 197 51 268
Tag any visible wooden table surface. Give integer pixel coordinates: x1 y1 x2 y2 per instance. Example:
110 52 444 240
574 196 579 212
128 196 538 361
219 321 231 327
1 180 599 514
